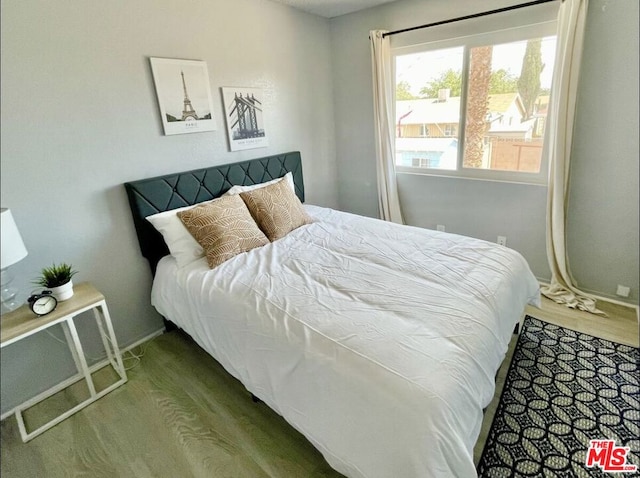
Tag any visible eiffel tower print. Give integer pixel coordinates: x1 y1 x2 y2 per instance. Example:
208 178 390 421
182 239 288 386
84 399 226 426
150 57 216 135
180 70 198 121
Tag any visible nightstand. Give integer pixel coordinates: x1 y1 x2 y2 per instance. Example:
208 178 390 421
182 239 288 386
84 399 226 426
0 282 127 442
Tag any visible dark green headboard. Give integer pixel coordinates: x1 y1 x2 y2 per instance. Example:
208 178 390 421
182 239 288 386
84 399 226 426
124 151 304 274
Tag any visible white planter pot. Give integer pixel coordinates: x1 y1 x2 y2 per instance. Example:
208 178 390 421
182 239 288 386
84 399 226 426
50 280 74 302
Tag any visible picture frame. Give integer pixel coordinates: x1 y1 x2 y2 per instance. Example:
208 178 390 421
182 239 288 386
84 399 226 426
149 57 217 135
221 87 268 151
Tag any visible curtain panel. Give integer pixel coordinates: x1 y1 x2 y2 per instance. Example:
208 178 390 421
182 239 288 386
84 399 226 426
541 0 602 314
369 30 404 224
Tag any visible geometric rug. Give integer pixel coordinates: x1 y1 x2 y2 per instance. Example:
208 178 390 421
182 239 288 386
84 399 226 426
477 316 640 477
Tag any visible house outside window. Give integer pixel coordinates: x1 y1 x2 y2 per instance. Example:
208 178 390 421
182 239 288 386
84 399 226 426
444 124 457 137
393 17 557 184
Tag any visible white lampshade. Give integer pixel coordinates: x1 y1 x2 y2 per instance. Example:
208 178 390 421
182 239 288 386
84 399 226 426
1 208 28 269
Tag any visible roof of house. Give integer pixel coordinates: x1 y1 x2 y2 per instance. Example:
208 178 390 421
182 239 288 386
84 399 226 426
396 92 525 125
396 98 461 124
488 93 522 113
487 117 535 133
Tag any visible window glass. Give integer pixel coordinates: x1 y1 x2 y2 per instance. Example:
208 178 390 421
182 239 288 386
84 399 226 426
394 28 557 183
395 47 463 171
462 38 556 173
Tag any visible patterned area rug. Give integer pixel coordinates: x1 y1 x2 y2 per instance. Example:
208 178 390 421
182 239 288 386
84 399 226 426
477 316 639 477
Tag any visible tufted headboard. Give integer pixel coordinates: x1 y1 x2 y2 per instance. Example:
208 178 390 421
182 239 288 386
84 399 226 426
124 151 304 275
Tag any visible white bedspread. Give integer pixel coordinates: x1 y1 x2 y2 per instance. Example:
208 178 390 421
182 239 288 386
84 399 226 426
151 205 540 478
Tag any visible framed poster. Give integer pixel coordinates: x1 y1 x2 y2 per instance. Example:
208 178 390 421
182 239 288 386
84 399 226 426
150 57 216 135
221 87 268 151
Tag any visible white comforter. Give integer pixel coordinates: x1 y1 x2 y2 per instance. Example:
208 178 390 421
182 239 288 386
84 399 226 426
151 205 540 478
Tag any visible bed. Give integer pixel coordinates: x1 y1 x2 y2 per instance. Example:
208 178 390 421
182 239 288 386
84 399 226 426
124 151 541 478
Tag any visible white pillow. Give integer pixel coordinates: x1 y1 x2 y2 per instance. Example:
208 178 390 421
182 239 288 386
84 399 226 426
146 201 211 268
224 172 295 196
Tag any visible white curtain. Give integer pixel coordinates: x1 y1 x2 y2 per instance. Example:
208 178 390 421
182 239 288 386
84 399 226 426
369 30 404 224
541 0 602 313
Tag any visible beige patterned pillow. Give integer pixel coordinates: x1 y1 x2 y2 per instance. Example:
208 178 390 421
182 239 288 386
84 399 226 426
240 177 312 241
177 195 269 269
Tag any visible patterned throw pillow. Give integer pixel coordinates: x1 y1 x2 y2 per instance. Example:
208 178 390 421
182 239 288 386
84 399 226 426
177 195 269 269
240 177 312 242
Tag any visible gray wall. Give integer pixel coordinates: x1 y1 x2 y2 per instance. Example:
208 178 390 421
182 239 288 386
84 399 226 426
1 0 336 414
567 0 639 302
330 0 639 302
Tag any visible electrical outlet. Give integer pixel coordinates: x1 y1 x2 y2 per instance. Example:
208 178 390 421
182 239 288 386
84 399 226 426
436 225 445 232
497 236 507 246
616 285 630 298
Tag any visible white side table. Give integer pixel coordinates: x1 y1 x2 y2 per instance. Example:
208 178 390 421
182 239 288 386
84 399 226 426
1 282 127 442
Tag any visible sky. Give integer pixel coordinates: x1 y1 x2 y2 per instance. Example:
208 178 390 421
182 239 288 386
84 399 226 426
396 36 557 96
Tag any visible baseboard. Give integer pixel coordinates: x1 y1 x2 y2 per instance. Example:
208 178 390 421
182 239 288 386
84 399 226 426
121 327 165 353
0 327 165 423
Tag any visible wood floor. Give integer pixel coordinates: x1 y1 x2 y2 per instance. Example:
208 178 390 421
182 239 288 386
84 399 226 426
1 297 637 478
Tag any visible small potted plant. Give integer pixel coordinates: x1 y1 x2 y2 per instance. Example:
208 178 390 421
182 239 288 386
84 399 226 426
34 263 78 301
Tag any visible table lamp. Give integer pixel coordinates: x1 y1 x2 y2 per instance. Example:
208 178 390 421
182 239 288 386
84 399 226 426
1 208 28 312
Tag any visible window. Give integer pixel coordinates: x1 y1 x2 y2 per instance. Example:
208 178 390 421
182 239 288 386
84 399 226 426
444 124 457 137
412 157 429 168
394 20 557 184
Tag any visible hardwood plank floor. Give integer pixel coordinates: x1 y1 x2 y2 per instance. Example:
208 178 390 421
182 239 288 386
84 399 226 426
2 297 637 478
2 330 341 478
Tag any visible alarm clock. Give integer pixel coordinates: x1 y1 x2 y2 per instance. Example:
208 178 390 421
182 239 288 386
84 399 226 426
27 290 58 316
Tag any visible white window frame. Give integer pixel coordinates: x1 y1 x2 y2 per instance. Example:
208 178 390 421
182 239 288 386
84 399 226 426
392 19 557 185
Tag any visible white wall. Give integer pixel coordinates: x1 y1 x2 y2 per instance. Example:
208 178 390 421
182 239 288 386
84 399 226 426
330 0 639 301
0 0 336 414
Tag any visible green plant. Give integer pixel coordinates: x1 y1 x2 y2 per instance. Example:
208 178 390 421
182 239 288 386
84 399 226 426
34 263 78 288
